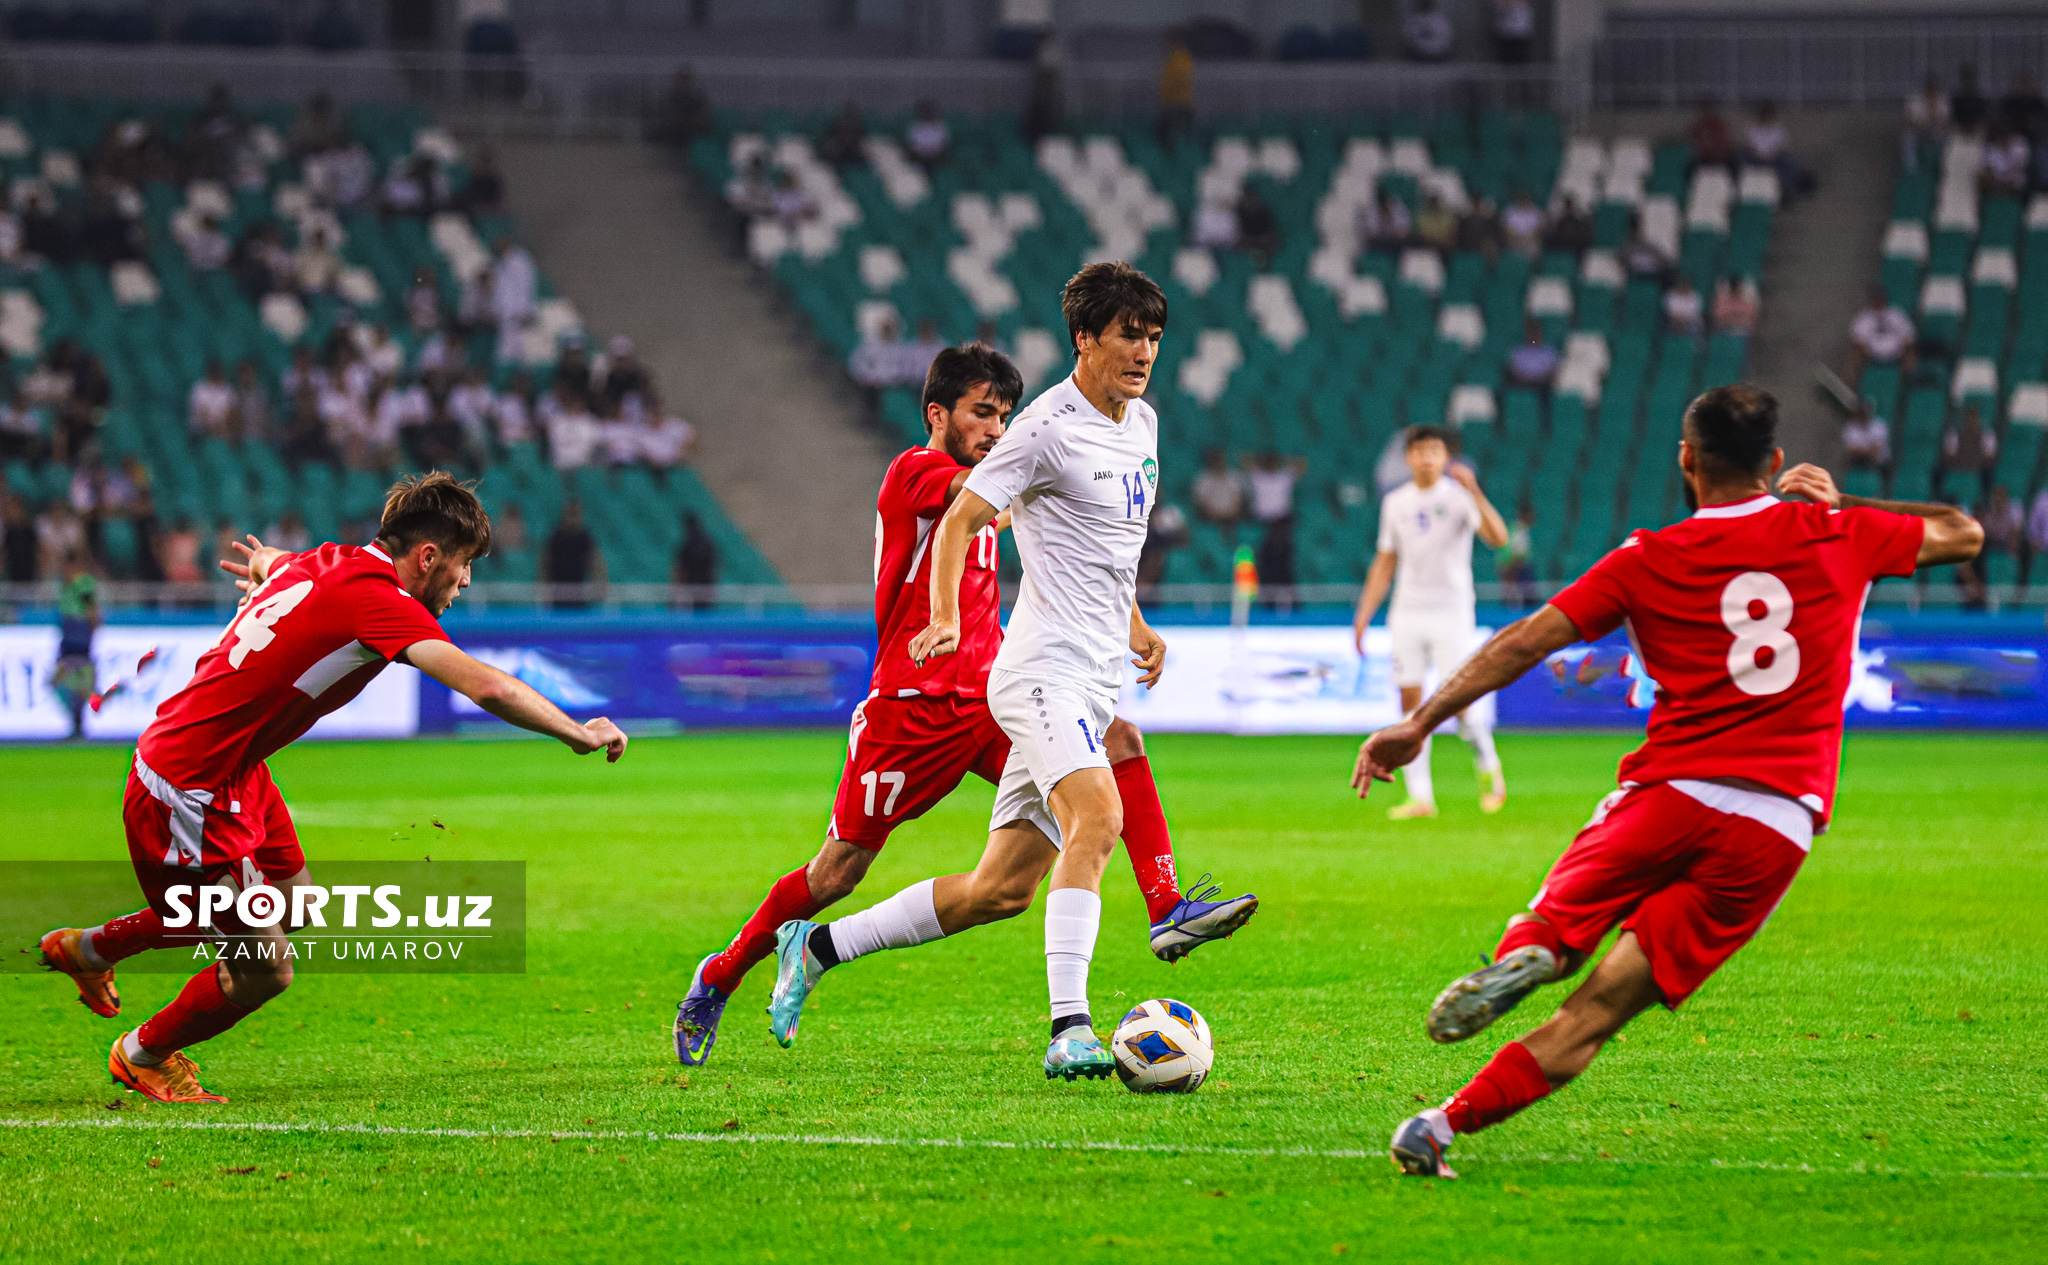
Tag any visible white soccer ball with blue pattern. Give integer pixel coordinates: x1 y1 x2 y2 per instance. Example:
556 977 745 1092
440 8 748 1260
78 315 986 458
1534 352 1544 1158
1111 998 1213 1093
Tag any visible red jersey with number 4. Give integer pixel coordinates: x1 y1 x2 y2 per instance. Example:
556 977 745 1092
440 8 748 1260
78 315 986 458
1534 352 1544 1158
869 446 1004 699
137 542 450 793
1548 495 1924 828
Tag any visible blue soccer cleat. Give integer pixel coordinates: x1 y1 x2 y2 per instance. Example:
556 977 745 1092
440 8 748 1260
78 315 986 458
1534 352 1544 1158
1043 1031 1117 1082
1149 873 1259 963
1389 1110 1458 1178
1425 945 1559 1044
766 920 825 1048
673 954 728 1066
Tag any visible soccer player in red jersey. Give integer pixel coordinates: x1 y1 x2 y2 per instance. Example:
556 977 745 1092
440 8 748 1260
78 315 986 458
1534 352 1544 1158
39 474 628 1104
1360 386 1982 1176
675 344 1254 1066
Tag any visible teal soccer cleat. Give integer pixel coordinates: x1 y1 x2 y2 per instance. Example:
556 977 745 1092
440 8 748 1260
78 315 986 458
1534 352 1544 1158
766 920 825 1048
1043 1032 1117 1082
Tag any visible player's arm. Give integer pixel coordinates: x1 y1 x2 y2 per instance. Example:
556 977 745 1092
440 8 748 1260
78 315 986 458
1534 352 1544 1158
403 639 627 761
1129 601 1166 689
1777 463 1984 567
907 487 1000 663
1448 464 1509 549
1352 551 1397 655
1351 605 1579 796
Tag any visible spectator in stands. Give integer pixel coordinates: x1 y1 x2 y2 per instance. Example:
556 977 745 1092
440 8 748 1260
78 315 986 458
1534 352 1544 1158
1137 501 1190 600
2026 486 2048 586
724 154 775 220
381 156 434 217
406 266 443 336
1023 40 1065 146
652 70 716 147
232 359 272 447
1193 197 1238 252
1847 286 1918 380
495 371 537 446
3 495 37 582
176 209 229 272
20 187 70 264
1952 63 1989 134
1255 515 1296 611
2004 71 2048 137
296 226 343 294
1842 401 1892 483
184 84 244 183
818 103 867 168
1157 34 1195 149
641 396 698 469
673 512 719 611
1979 118 2030 197
903 319 948 386
1415 193 1458 255
546 385 601 471
360 323 404 379
1402 0 1454 62
447 366 495 450
1360 188 1412 254
290 91 348 158
0 204 22 266
158 517 202 585
848 315 909 388
1542 195 1593 255
308 138 375 212
232 222 292 298
1712 273 1760 338
1193 449 1246 537
0 390 43 462
1506 320 1560 390
1500 189 1545 259
407 398 474 472
1904 73 1950 172
1979 485 2022 570
1247 451 1303 524
81 174 144 266
280 391 333 468
1457 196 1501 261
768 168 816 228
36 500 86 580
598 335 650 409
907 99 950 170
1688 98 1734 173
1496 500 1536 607
1940 405 1997 493
1743 102 1813 201
490 236 538 363
266 508 311 555
1492 0 1535 64
543 499 602 607
462 145 506 216
318 375 369 468
188 361 236 439
1237 187 1280 268
495 502 529 556
1664 274 1705 339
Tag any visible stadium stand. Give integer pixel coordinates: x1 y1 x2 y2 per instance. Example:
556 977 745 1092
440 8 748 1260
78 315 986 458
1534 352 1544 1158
691 107 1781 589
0 91 777 593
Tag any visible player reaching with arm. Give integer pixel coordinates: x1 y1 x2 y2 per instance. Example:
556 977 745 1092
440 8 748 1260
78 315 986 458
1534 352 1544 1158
673 343 1252 1067
39 473 626 1103
1360 386 1979 1176
760 263 1255 1081
1352 425 1509 818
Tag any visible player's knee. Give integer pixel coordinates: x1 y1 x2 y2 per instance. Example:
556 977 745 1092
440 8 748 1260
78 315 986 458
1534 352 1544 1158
1103 718 1145 763
227 959 292 1005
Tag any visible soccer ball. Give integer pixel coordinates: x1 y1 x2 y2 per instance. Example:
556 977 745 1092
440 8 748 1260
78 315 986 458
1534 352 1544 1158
1110 998 1213 1093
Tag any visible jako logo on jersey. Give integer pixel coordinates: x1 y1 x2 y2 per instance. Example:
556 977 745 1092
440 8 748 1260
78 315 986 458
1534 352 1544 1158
1094 470 1115 479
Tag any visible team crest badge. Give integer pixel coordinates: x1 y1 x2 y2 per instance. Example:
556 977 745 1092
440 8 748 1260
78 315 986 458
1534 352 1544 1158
1142 458 1158 489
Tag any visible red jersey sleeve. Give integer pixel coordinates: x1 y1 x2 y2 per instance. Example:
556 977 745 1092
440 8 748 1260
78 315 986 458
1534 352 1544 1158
1837 505 1924 580
351 576 450 660
884 448 963 518
1548 534 1642 641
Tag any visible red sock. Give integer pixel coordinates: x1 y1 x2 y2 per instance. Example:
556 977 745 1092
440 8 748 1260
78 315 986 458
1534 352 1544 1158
1441 1040 1553 1134
701 866 823 994
1494 917 1565 966
136 966 252 1056
1113 757 1181 923
89 907 175 965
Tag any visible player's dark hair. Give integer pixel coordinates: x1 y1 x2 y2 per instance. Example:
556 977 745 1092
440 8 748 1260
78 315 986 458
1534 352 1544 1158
377 471 492 560
1404 424 1453 451
921 343 1024 429
1061 261 1168 358
1683 384 1779 480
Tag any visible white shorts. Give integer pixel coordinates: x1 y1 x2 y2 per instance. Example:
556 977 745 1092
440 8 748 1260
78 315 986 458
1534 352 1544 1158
984 669 1116 849
1388 610 1477 690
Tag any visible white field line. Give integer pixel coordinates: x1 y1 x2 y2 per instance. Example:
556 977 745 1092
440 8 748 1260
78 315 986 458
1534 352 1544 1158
0 1118 2038 1180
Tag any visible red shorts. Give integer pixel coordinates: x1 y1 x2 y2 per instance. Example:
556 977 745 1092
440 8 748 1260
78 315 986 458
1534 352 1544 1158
1530 782 1809 1008
123 755 305 926
828 693 1011 850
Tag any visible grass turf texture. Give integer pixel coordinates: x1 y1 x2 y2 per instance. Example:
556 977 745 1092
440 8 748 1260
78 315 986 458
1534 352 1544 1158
0 732 2043 1261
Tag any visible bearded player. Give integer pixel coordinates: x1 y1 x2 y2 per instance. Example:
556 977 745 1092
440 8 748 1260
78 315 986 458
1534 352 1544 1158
675 340 1255 1067
39 474 628 1104
1358 386 1981 1177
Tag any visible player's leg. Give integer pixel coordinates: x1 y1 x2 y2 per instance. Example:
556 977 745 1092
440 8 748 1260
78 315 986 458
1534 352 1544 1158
765 820 1060 1047
1040 763 1123 1079
1388 671 1436 818
1446 621 1506 813
1101 718 1259 961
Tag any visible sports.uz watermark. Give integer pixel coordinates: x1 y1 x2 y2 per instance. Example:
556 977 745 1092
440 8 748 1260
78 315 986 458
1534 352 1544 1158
6 862 525 973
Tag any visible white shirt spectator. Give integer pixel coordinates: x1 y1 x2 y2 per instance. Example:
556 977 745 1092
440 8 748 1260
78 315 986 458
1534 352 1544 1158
2027 488 2048 553
1247 464 1299 522
1852 305 1916 363
1403 9 1454 60
597 420 641 465
494 390 534 444
1983 134 2030 189
1193 202 1238 249
1501 199 1545 254
907 117 949 163
317 385 367 445
641 415 697 467
490 246 537 325
1664 284 1705 334
187 376 235 435
184 222 230 271
548 407 601 470
1744 119 1789 161
360 330 403 378
374 382 430 445
1942 425 1997 466
0 212 21 264
448 379 496 445
1193 464 1245 522
1842 413 1891 467
0 399 42 441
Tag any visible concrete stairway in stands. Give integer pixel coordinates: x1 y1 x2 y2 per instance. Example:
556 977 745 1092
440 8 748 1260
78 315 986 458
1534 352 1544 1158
485 136 892 587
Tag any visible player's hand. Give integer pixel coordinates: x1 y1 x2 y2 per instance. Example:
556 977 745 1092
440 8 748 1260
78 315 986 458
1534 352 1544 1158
1352 617 1368 657
1776 463 1841 508
571 716 628 762
1352 719 1428 798
1130 623 1167 689
908 619 960 665
219 534 269 596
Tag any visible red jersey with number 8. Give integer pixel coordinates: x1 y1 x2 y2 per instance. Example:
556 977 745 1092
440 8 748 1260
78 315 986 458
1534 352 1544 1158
868 446 1004 699
137 542 450 794
1548 495 1923 828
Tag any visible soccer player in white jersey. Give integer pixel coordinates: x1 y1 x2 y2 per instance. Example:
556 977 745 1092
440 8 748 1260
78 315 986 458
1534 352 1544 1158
1352 425 1510 819
766 263 1251 1081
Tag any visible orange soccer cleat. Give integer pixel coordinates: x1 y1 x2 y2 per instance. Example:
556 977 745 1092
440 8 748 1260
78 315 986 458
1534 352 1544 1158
108 1035 229 1105
39 927 120 1017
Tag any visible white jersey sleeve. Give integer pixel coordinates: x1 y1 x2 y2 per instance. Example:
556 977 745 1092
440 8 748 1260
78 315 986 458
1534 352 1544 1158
963 410 1055 512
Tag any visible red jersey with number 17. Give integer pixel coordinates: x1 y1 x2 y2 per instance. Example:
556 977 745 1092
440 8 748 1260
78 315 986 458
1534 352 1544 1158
1547 495 1924 828
137 542 451 794
868 446 1003 699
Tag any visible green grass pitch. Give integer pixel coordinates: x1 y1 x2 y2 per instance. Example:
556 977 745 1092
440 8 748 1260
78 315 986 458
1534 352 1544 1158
0 731 2043 1261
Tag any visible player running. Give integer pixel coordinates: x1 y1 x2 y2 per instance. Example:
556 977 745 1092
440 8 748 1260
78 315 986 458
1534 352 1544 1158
39 474 628 1104
674 338 1254 1068
1359 386 1981 1177
761 263 1244 1082
1352 425 1509 819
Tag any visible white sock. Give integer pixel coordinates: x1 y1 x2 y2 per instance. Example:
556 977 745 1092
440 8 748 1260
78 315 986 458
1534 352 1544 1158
77 927 111 972
1044 887 1101 1030
1418 1106 1454 1145
826 878 944 963
1403 733 1435 805
1462 720 1501 775
122 1028 164 1067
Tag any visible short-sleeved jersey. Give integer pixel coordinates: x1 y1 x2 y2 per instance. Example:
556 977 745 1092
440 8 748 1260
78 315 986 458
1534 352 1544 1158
963 374 1157 697
869 445 1003 699
1548 495 1924 828
137 543 450 794
1377 478 1481 616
